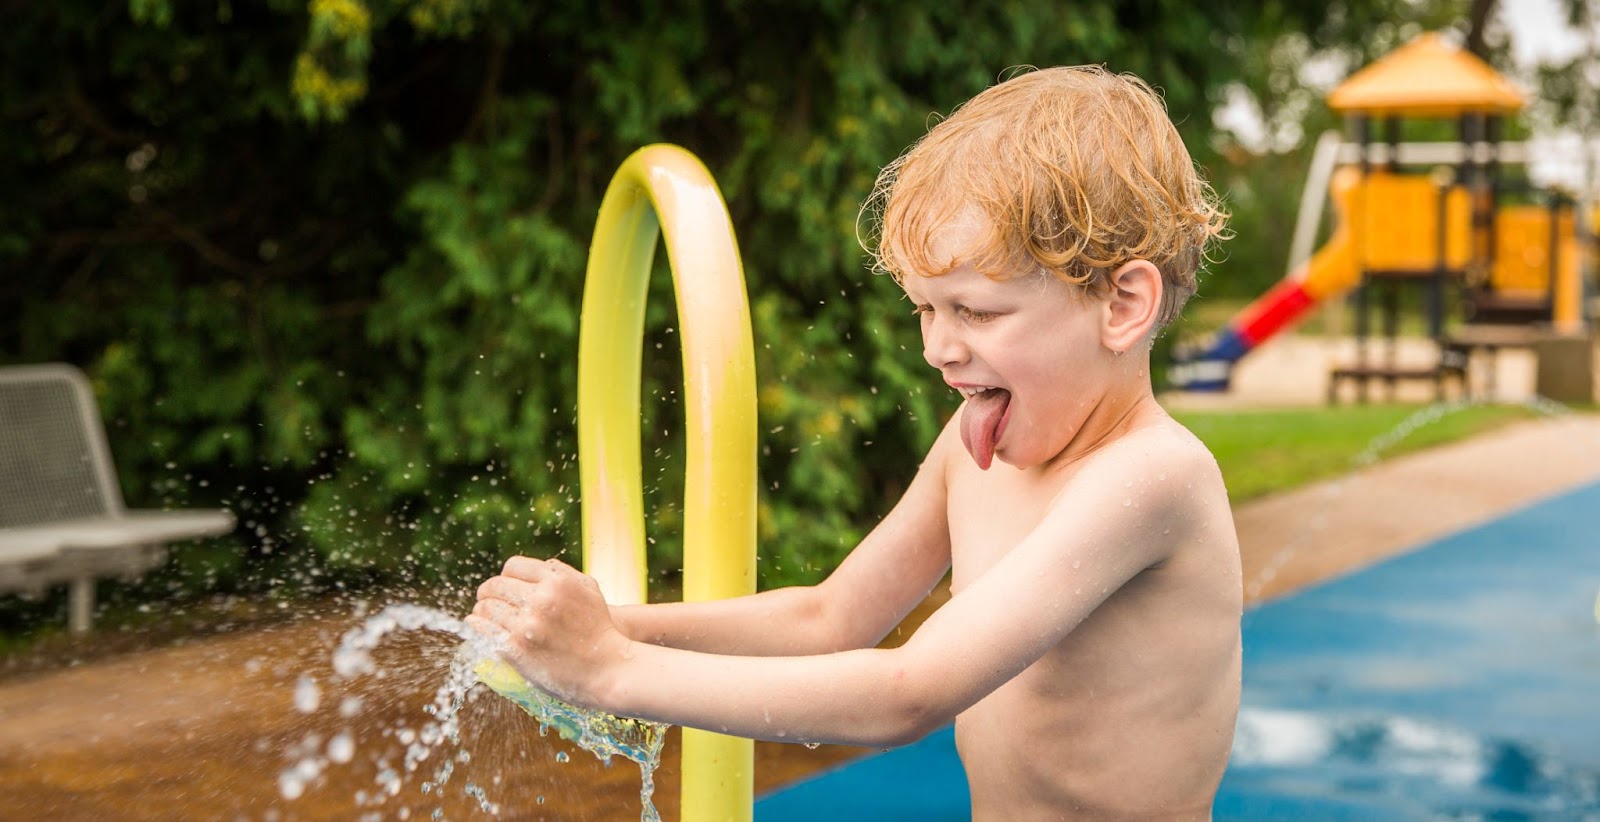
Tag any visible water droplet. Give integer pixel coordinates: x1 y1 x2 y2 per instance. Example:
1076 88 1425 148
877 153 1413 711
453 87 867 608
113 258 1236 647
555 751 570 763
294 676 321 713
327 732 355 764
278 769 305 800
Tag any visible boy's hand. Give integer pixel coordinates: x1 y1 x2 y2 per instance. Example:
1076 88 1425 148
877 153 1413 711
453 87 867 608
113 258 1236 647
468 556 628 704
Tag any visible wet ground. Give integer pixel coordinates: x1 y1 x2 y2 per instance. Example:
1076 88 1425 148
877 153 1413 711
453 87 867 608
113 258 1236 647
0 605 880 821
3 413 1598 820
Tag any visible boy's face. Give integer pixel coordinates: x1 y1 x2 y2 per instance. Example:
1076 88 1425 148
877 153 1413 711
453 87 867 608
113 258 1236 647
900 258 1107 472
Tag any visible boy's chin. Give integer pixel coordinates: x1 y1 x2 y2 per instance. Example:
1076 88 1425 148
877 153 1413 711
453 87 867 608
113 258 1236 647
973 449 1026 471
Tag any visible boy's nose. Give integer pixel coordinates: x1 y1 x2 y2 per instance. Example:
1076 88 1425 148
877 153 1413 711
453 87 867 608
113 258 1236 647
922 318 967 369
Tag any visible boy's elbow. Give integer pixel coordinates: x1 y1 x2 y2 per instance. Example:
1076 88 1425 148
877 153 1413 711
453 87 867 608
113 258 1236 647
876 706 946 748
798 584 878 653
868 670 958 747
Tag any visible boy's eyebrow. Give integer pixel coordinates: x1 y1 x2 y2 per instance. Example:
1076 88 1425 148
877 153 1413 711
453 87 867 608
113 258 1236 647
921 280 1007 305
903 283 988 305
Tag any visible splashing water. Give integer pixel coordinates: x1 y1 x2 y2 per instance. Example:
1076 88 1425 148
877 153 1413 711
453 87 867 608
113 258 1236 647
283 603 669 821
1245 396 1581 600
475 655 669 822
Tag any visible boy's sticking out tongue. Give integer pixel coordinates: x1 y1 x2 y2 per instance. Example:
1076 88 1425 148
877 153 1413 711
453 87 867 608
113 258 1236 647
960 388 1012 470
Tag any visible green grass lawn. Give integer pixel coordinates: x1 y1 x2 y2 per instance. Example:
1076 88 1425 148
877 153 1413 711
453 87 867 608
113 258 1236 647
1173 401 1559 503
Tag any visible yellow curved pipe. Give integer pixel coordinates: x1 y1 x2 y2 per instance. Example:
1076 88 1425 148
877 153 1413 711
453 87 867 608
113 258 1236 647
580 144 758 820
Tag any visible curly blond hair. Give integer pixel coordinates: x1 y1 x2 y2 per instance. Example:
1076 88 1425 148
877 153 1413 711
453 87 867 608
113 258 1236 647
863 66 1228 326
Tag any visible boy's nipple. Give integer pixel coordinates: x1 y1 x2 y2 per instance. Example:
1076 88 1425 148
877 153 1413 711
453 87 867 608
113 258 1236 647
960 388 1012 470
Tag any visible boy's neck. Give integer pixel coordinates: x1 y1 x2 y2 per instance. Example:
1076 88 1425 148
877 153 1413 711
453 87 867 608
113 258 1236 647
1038 375 1163 474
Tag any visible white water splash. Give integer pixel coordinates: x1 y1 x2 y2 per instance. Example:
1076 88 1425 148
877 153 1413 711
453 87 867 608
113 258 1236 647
281 603 668 821
475 654 669 822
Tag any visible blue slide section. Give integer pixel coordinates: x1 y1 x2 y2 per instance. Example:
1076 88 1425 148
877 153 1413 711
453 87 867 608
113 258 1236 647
1167 326 1250 391
757 480 1600 820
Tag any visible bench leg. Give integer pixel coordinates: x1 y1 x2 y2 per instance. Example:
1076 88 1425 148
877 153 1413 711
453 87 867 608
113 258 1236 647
69 576 95 634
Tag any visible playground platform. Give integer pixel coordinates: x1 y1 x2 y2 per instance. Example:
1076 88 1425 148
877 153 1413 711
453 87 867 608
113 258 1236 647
1162 332 1544 410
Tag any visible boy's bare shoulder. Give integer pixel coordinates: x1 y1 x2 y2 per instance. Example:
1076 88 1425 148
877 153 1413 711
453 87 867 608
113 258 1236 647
1042 414 1232 560
1077 414 1224 492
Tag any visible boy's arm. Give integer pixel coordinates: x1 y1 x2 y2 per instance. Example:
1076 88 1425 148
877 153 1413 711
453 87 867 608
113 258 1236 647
473 436 1211 748
603 420 958 657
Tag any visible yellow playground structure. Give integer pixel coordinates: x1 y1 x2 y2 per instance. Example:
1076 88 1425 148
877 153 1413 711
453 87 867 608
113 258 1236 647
1171 32 1597 402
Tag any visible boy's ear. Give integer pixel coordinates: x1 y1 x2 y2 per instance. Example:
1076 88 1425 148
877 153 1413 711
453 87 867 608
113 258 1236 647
1101 260 1163 353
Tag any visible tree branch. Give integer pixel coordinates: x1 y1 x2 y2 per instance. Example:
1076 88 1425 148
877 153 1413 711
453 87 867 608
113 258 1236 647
1465 0 1499 58
64 68 144 147
464 32 508 142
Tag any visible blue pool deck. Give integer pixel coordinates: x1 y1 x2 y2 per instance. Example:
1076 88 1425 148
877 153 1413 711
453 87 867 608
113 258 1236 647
756 480 1600 820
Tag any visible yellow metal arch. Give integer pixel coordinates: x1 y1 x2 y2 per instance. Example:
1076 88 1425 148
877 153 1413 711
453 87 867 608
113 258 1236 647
580 144 758 820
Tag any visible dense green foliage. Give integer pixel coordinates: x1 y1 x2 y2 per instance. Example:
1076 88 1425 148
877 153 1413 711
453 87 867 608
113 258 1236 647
2 1 1479 629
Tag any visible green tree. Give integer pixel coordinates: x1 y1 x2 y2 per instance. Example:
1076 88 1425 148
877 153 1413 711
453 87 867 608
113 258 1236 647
1 1 1471 631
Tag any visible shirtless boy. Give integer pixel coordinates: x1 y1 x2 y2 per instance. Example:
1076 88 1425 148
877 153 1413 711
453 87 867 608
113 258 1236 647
471 65 1241 820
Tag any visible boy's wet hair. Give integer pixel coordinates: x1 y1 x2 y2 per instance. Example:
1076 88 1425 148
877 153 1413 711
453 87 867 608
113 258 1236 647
863 65 1229 326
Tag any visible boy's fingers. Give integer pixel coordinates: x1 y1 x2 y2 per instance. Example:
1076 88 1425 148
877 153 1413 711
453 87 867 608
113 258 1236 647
476 576 535 605
476 576 510 601
472 599 531 632
502 555 574 580
501 555 549 580
464 613 508 641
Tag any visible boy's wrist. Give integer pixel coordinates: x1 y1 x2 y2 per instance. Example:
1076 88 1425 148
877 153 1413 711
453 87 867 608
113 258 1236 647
608 603 659 645
606 603 631 638
588 634 642 715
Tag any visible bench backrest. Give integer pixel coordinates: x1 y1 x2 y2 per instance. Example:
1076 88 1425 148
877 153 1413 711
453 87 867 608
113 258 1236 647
0 364 126 527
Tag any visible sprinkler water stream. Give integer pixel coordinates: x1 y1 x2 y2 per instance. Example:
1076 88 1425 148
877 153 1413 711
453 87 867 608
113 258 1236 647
283 603 669 820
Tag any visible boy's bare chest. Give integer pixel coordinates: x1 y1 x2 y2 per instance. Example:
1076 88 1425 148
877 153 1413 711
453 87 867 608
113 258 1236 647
944 469 1071 592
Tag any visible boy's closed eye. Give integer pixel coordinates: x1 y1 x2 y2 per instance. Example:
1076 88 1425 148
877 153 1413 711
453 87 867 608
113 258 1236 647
911 304 998 323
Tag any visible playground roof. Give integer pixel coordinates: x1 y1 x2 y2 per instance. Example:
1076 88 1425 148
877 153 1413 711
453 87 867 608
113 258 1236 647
1326 32 1525 117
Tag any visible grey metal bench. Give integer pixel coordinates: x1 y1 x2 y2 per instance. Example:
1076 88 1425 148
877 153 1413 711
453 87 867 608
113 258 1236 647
0 363 235 633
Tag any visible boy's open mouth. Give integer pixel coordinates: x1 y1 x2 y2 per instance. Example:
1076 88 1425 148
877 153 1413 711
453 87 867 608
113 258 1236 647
960 387 1012 470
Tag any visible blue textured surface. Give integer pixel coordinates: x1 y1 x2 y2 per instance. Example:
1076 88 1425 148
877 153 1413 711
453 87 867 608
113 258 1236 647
756 480 1600 820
